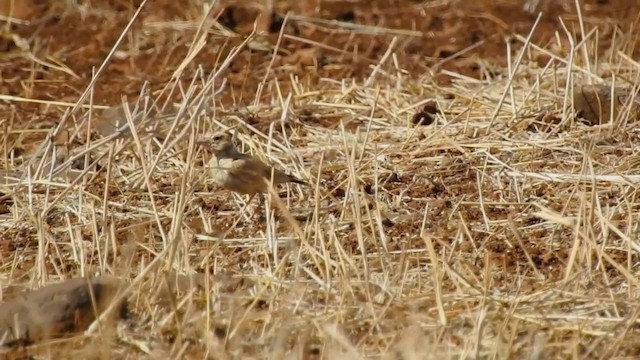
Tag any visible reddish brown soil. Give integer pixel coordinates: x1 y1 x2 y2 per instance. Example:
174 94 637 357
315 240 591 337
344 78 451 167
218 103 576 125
3 0 638 104
1 0 640 357
1 0 637 283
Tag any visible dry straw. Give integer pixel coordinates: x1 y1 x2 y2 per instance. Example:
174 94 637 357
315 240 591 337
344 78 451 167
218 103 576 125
1 0 640 358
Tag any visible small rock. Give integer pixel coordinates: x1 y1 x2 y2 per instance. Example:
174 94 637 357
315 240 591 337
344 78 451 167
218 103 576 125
0 276 127 348
573 84 640 125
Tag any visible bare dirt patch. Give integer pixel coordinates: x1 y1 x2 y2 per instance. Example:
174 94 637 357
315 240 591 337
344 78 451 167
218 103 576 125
2 0 640 358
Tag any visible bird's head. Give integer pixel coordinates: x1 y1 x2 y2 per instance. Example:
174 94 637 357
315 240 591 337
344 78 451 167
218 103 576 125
197 131 236 154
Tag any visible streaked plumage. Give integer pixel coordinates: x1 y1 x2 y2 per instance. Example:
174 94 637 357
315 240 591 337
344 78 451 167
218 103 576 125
198 131 307 196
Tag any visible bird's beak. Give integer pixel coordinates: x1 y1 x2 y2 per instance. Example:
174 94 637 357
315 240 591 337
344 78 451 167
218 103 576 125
195 136 210 146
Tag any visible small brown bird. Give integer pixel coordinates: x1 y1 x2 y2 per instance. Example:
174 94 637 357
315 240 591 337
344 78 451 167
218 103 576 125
197 130 307 206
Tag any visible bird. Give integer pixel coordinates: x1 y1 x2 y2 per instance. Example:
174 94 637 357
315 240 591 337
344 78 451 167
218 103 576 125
197 130 307 210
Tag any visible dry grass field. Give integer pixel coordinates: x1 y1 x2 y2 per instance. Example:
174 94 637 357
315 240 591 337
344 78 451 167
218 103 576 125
2 0 640 358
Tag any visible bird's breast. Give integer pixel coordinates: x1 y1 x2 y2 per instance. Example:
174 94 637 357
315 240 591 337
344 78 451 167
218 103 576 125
208 158 230 184
207 157 260 195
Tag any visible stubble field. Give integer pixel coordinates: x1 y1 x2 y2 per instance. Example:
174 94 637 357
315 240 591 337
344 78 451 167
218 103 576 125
2 0 640 358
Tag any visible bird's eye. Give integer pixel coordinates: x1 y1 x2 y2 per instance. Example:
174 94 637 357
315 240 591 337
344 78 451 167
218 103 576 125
212 135 222 141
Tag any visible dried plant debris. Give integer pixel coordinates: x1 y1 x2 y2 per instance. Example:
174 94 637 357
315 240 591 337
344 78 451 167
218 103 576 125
4 0 640 358
0 276 127 348
11 128 104 185
528 110 561 132
573 84 640 125
96 101 147 138
0 170 22 186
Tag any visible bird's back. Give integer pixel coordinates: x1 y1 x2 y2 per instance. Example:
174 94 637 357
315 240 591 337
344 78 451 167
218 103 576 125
209 153 303 195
